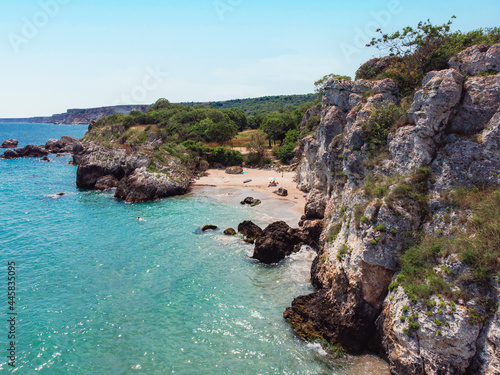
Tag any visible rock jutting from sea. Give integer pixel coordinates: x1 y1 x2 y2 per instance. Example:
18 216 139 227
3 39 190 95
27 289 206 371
284 44 500 374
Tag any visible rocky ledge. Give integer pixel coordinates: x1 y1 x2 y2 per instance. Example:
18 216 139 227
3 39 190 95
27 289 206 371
74 140 192 202
285 44 500 374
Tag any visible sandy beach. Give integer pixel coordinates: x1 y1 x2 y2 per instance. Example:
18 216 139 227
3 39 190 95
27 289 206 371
189 168 307 227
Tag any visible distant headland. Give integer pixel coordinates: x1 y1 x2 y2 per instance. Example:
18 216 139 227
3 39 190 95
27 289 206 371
0 94 316 125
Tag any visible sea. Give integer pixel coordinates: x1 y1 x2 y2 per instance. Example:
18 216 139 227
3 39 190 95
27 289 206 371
0 123 389 374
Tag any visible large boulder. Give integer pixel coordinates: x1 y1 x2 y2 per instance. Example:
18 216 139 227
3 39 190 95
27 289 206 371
1 139 18 148
252 221 304 264
300 219 323 248
0 145 48 159
114 168 189 202
46 136 79 153
273 187 288 196
237 221 263 240
240 197 261 206
45 138 65 153
225 166 243 174
72 141 84 155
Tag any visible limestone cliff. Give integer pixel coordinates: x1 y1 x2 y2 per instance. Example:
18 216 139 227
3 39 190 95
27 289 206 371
285 44 500 374
74 124 192 202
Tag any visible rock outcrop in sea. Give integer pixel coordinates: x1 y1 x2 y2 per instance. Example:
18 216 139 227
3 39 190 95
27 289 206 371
1 139 18 148
0 136 81 159
74 128 192 202
285 44 500 374
1 145 48 159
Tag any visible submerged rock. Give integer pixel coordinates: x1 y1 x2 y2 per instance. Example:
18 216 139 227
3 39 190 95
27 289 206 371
201 224 218 231
223 228 236 236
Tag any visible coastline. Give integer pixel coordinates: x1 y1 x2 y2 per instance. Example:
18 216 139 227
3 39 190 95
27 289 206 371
188 168 306 227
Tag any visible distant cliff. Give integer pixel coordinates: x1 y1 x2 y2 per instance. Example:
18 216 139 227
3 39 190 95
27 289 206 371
0 105 149 125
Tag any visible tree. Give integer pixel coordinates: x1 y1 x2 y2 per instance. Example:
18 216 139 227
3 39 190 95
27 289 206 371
366 17 455 84
248 114 266 129
260 114 286 146
205 120 238 145
222 108 248 131
148 98 171 112
247 131 267 158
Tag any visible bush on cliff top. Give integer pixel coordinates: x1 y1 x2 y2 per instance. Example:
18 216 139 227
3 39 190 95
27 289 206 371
361 18 500 95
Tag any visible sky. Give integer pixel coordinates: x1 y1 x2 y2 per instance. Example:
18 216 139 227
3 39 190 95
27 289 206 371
0 0 498 117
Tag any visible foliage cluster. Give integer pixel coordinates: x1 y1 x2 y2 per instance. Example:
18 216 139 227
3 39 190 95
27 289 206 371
182 140 243 166
361 19 500 95
182 94 317 116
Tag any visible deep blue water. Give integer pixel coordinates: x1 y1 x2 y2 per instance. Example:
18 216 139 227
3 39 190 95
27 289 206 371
0 123 388 374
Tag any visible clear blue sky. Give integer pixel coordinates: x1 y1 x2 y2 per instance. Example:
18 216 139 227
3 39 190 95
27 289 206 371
0 0 498 117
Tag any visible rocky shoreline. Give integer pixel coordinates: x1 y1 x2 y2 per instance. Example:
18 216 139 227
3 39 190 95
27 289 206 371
284 44 500 374
2 42 498 375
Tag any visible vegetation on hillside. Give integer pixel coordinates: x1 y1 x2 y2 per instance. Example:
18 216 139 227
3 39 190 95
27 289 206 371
181 94 317 116
86 96 317 170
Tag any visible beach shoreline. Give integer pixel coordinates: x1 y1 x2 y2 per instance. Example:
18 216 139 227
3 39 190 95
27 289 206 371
188 168 306 227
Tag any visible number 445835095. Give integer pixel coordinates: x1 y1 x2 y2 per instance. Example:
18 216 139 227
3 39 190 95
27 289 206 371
7 262 16 311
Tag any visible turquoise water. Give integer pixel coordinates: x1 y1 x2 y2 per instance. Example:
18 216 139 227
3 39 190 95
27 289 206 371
0 123 388 374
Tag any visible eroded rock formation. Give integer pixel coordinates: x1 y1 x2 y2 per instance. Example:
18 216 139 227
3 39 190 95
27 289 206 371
285 44 500 374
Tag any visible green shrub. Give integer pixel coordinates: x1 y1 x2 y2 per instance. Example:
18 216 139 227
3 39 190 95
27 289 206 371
388 281 399 292
328 222 342 243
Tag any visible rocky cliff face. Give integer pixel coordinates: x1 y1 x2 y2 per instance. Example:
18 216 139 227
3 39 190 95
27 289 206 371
75 127 192 202
286 44 500 374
